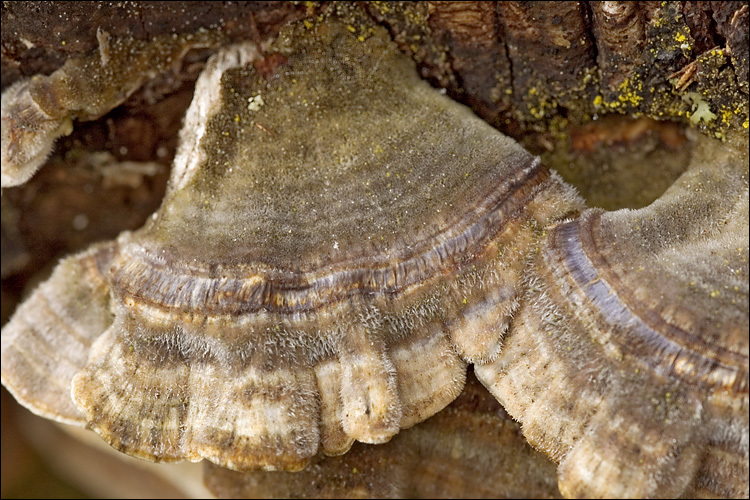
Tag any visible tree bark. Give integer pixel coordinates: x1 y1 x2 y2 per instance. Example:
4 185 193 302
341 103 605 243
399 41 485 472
2 1 747 133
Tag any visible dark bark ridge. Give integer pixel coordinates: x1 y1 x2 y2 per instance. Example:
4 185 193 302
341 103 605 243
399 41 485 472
2 1 747 140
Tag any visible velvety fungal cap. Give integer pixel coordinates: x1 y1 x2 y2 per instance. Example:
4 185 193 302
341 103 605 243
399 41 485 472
154 23 538 274
1 14 582 473
476 133 749 498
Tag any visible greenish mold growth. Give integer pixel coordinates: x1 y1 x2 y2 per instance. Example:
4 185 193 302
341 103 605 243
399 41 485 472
512 2 745 212
365 1 433 59
673 47 749 140
593 75 645 112
364 1 454 89
150 9 548 269
604 4 745 137
513 3 746 215
334 2 747 142
510 2 747 140
510 64 599 138
586 2 695 126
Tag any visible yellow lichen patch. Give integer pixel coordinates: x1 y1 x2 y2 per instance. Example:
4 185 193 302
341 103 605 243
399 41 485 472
616 78 644 107
669 23 693 54
593 77 645 113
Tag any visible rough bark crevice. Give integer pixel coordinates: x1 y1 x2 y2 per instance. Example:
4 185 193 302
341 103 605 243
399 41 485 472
3 2 746 135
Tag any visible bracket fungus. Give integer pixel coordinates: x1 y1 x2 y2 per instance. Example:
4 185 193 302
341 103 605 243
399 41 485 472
476 135 749 498
1 15 583 472
1 9 748 500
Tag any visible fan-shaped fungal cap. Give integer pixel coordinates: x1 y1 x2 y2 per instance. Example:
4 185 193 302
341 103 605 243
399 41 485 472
476 134 749 498
1 14 583 472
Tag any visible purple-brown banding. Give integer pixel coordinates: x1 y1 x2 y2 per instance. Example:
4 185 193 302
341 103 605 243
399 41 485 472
549 212 748 394
109 160 551 316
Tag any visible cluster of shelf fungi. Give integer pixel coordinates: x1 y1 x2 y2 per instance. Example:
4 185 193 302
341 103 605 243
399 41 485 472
1 3 747 498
